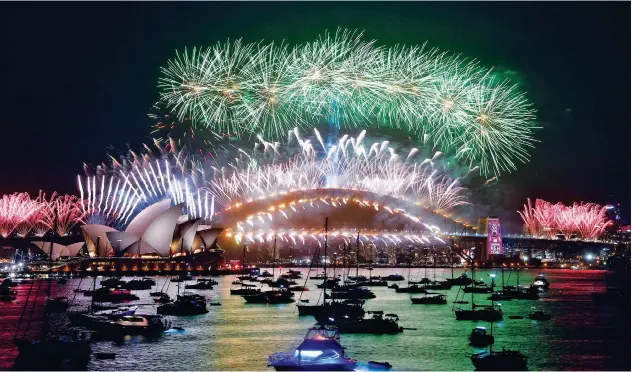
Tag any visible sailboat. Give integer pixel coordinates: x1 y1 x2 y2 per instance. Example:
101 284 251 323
454 257 503 321
488 266 538 301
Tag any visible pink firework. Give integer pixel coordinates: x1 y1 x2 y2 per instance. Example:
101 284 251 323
518 198 612 240
0 193 41 238
51 194 85 236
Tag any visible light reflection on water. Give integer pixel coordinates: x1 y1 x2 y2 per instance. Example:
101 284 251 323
0 268 628 371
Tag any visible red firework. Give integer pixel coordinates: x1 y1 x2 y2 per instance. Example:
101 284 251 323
0 193 40 238
0 191 86 238
51 194 85 236
519 198 612 240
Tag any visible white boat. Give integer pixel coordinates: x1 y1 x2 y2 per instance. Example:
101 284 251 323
268 326 357 371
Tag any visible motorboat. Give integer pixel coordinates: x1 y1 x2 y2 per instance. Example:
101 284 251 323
527 311 551 321
185 281 214 290
455 304 503 321
157 294 208 315
326 287 376 300
100 277 126 288
94 306 138 317
230 287 262 296
447 273 473 287
531 273 550 290
394 284 427 294
197 278 219 285
301 300 365 323
463 282 493 294
471 349 527 370
309 273 328 280
244 289 294 304
410 293 447 304
268 326 357 371
259 270 274 278
469 326 495 347
423 281 452 290
334 312 403 335
384 274 405 281
268 278 298 288
102 315 167 335
408 278 431 285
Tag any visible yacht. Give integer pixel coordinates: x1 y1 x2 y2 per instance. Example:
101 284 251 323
469 326 494 347
411 293 447 305
268 326 357 371
325 287 376 300
334 312 403 334
384 274 405 281
531 273 550 290
244 289 294 304
455 304 503 321
393 284 427 294
157 294 208 315
447 273 473 286
103 315 167 335
185 281 214 290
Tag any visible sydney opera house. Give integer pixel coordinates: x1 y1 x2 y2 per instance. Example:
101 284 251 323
4 199 225 274
78 200 224 273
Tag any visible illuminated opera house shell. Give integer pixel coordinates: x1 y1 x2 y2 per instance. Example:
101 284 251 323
81 200 223 258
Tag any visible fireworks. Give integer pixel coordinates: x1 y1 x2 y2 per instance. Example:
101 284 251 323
51 195 85 236
80 140 215 227
158 29 538 177
206 127 469 215
0 192 84 237
0 193 41 238
518 198 612 240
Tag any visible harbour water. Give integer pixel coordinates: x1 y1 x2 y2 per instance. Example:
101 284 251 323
0 268 629 370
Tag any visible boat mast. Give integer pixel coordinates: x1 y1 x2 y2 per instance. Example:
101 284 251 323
242 243 247 271
92 236 99 314
471 249 475 312
356 231 360 279
407 246 412 285
450 243 454 280
501 264 505 292
322 218 328 306
272 234 276 281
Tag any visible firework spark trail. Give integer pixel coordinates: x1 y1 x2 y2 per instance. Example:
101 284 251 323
80 141 216 226
52 195 85 236
159 29 538 177
205 127 469 214
518 198 612 240
0 192 86 238
0 193 41 237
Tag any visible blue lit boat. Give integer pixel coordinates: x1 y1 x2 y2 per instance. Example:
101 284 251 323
268 326 357 371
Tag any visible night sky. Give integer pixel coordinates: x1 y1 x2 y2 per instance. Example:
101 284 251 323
0 2 629 229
